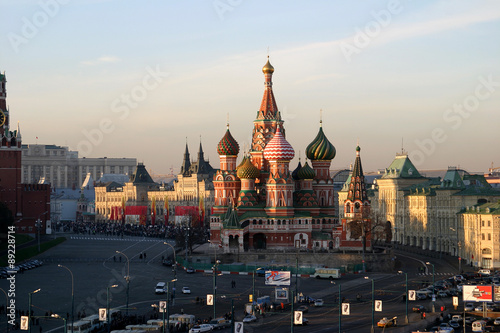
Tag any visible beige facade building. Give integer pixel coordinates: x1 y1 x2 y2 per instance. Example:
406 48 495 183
21 144 136 188
338 152 500 268
460 202 500 269
95 143 215 225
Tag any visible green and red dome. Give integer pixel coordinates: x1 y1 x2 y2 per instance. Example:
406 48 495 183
217 126 239 156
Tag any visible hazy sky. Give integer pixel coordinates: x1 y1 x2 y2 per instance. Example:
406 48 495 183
1 0 499 175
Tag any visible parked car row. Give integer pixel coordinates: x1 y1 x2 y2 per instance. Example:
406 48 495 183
0 259 43 277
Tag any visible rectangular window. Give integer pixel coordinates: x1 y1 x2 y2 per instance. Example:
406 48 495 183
488 234 491 241
482 234 485 240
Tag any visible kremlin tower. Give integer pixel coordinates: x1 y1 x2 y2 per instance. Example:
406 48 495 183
0 70 51 234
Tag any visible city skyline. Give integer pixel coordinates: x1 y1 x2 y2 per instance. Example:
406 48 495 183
1 0 499 175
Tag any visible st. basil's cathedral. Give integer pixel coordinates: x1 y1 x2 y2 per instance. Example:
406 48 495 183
209 58 371 253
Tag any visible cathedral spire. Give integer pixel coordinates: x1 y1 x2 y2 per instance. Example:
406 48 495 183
257 56 279 120
180 140 191 176
346 145 369 203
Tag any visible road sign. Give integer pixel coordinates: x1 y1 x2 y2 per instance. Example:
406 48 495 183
409 290 416 301
375 300 382 312
294 311 303 325
159 301 167 313
99 308 107 321
207 294 214 305
342 303 350 315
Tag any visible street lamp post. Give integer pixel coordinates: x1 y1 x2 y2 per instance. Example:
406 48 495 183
164 242 177 304
51 314 67 333
398 271 409 324
364 276 374 333
116 250 130 315
338 284 341 333
213 260 220 319
184 227 190 262
28 288 41 333
107 284 118 333
426 262 435 313
36 211 48 252
58 264 74 332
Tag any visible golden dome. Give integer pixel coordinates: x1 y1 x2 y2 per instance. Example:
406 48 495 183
262 57 274 74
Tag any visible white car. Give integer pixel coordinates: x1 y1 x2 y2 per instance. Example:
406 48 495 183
314 299 324 307
189 324 213 332
155 282 166 294
242 315 257 323
182 287 191 294
494 317 500 325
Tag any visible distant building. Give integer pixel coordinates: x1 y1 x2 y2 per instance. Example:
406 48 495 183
94 142 215 226
21 144 136 189
354 152 500 267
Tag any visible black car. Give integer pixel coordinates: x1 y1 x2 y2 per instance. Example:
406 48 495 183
412 305 426 313
162 259 173 267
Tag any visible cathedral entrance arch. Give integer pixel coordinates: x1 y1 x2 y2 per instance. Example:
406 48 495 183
253 233 266 250
229 235 239 249
243 233 249 251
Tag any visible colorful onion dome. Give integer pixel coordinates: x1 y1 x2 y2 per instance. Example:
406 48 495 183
236 155 247 171
217 125 239 156
263 125 295 161
306 122 336 161
298 161 315 180
237 157 260 179
292 161 302 180
262 57 274 74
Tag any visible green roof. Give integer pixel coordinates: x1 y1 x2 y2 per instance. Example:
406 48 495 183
462 201 500 214
441 168 465 189
381 154 423 179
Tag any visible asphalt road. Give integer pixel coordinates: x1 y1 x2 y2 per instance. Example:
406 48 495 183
0 234 472 333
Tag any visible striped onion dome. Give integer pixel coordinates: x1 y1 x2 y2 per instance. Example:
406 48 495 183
217 125 239 156
298 161 315 180
306 122 336 161
263 125 295 161
237 157 260 179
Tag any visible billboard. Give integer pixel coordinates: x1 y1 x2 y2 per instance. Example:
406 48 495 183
275 287 289 300
463 285 493 302
265 271 291 286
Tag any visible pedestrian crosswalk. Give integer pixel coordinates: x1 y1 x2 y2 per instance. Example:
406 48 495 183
417 272 455 276
70 236 163 242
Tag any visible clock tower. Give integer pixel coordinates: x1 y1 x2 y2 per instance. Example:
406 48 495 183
0 71 23 217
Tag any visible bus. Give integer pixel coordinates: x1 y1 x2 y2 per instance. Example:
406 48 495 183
81 314 104 331
125 324 161 331
67 320 91 333
313 268 340 279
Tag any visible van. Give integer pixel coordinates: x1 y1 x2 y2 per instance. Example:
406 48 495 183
478 269 491 276
472 320 486 332
155 282 166 294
